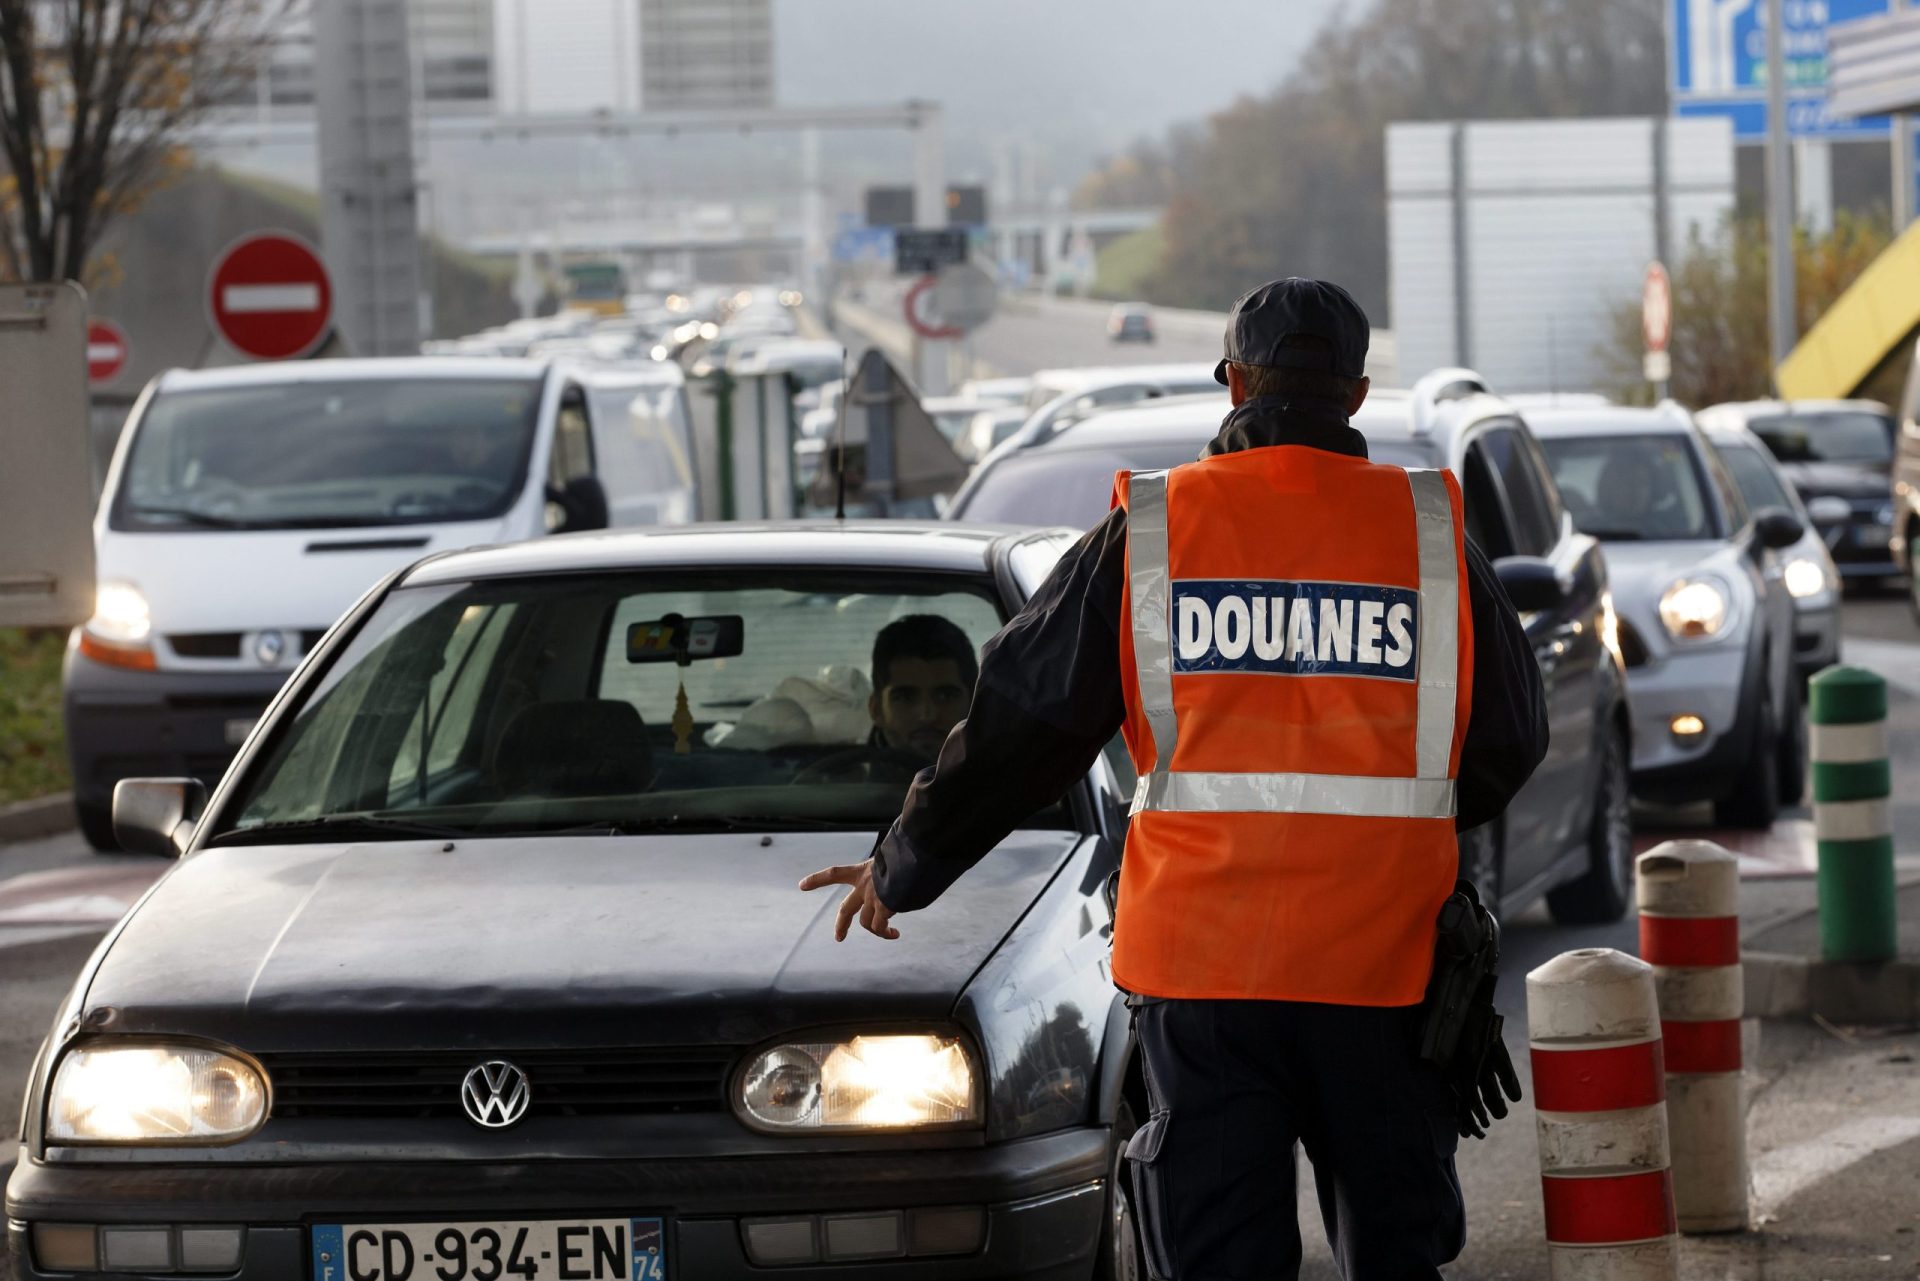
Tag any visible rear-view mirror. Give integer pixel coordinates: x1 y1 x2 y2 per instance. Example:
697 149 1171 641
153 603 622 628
628 614 745 664
112 778 207 859
1493 556 1567 613
1753 506 1805 551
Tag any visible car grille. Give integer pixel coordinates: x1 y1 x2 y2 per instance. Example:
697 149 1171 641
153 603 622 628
258 1048 737 1120
168 632 244 659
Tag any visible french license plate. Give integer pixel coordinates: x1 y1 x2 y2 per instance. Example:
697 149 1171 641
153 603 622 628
1856 523 1892 548
311 1218 665 1281
223 717 255 746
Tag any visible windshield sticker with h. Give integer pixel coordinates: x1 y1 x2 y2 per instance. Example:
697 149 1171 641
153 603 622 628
1171 580 1419 680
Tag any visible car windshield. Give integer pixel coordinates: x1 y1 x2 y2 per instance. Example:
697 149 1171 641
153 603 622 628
216 570 1068 840
1747 411 1893 465
956 442 1205 529
115 377 542 530
1714 441 1796 514
1539 434 1718 541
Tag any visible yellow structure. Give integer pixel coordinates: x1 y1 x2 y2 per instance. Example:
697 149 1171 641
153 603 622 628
1775 219 1920 400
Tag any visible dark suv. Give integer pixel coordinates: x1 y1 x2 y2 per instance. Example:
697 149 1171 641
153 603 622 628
950 369 1634 924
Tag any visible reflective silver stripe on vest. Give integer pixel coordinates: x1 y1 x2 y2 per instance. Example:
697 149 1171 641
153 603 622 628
1127 471 1178 772
1132 771 1457 820
1124 464 1462 821
1406 468 1460 779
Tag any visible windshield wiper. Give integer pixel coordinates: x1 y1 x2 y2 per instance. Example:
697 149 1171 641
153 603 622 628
1577 527 1645 541
127 505 257 529
208 814 480 845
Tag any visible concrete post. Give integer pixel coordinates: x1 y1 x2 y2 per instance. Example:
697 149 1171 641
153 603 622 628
1528 949 1679 1278
1637 841 1747 1234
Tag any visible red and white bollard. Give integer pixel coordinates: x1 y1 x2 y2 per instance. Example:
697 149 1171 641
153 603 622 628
1527 948 1679 1279
1637 839 1747 1233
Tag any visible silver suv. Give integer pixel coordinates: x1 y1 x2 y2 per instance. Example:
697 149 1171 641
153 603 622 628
1528 404 1805 828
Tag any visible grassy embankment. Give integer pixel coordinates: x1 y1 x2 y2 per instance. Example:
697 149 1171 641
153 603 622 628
0 630 67 804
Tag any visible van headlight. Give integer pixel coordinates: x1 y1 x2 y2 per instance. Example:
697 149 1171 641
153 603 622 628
1658 578 1730 640
86 581 152 644
1783 557 1830 600
47 1044 269 1144
736 1033 980 1132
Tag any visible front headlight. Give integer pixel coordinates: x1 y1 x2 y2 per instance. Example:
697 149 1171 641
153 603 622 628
1784 556 1830 600
87 581 152 644
737 1033 980 1132
1658 578 1729 640
47 1044 268 1144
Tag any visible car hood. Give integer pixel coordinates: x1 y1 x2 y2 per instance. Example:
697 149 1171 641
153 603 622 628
83 831 1078 1051
98 520 513 637
1780 460 1890 500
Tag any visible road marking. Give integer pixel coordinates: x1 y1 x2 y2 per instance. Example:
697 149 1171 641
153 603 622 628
1750 1115 1920 1213
221 283 322 313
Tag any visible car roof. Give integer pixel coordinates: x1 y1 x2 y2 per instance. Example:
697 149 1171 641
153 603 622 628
1701 398 1891 418
1029 363 1216 395
1012 389 1464 455
1521 405 1697 438
402 521 1064 586
155 357 550 391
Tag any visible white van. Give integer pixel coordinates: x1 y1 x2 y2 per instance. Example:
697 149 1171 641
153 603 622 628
64 357 695 848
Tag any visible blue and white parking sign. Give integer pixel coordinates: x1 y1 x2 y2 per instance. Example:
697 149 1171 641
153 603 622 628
1670 0 1892 138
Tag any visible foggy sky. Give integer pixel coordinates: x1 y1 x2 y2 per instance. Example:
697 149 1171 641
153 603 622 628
775 0 1355 177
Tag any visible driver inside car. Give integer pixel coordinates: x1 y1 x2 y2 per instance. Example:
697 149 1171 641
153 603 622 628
800 615 978 783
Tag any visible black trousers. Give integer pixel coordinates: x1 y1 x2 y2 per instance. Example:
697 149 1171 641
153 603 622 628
1126 999 1466 1280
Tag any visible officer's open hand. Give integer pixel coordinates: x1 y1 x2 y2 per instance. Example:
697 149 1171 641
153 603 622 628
799 860 899 942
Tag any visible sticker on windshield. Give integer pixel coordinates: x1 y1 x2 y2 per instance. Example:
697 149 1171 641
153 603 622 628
1171 580 1418 680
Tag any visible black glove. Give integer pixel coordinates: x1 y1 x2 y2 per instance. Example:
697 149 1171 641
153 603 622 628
1447 996 1523 1140
1419 881 1524 1140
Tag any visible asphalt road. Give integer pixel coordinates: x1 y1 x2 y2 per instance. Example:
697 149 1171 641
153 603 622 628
4 594 1917 1278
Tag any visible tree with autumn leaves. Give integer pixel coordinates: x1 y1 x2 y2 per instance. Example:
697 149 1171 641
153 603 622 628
0 0 287 284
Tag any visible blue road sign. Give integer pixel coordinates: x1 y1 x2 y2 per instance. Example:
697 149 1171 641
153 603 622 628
832 226 895 266
1677 94 1893 140
1670 0 1892 138
1672 0 1886 96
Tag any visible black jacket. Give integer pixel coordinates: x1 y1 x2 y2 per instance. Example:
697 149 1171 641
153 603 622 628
873 395 1551 913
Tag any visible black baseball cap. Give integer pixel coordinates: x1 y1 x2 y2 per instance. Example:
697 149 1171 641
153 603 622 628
1213 278 1370 386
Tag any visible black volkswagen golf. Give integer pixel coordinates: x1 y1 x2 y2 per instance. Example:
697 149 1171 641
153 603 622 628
5 524 1146 1281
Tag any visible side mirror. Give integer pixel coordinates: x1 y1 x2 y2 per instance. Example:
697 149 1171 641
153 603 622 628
548 475 610 533
1753 506 1805 551
1493 555 1567 613
111 778 206 859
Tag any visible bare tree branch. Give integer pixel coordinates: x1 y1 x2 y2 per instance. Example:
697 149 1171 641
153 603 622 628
0 0 288 283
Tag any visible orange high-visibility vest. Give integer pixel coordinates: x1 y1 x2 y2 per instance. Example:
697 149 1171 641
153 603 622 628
1111 446 1474 1005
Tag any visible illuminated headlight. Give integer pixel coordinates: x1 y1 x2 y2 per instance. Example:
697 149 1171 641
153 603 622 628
1658 578 1729 640
737 1034 980 1132
1784 557 1830 600
650 344 669 361
87 581 152 644
47 1044 268 1144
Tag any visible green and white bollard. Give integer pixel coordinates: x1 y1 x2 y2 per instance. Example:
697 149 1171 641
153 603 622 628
1808 666 1898 963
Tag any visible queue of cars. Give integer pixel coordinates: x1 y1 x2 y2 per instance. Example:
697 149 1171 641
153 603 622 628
11 312 1866 1281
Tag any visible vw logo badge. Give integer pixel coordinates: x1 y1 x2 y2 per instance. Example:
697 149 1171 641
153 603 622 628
253 630 286 667
461 1060 532 1129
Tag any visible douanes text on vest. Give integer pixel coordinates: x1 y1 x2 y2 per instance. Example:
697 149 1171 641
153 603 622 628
1172 580 1419 680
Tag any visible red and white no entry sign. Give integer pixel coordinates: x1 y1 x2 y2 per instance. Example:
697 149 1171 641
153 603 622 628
207 232 334 361
86 318 129 384
1643 262 1673 355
